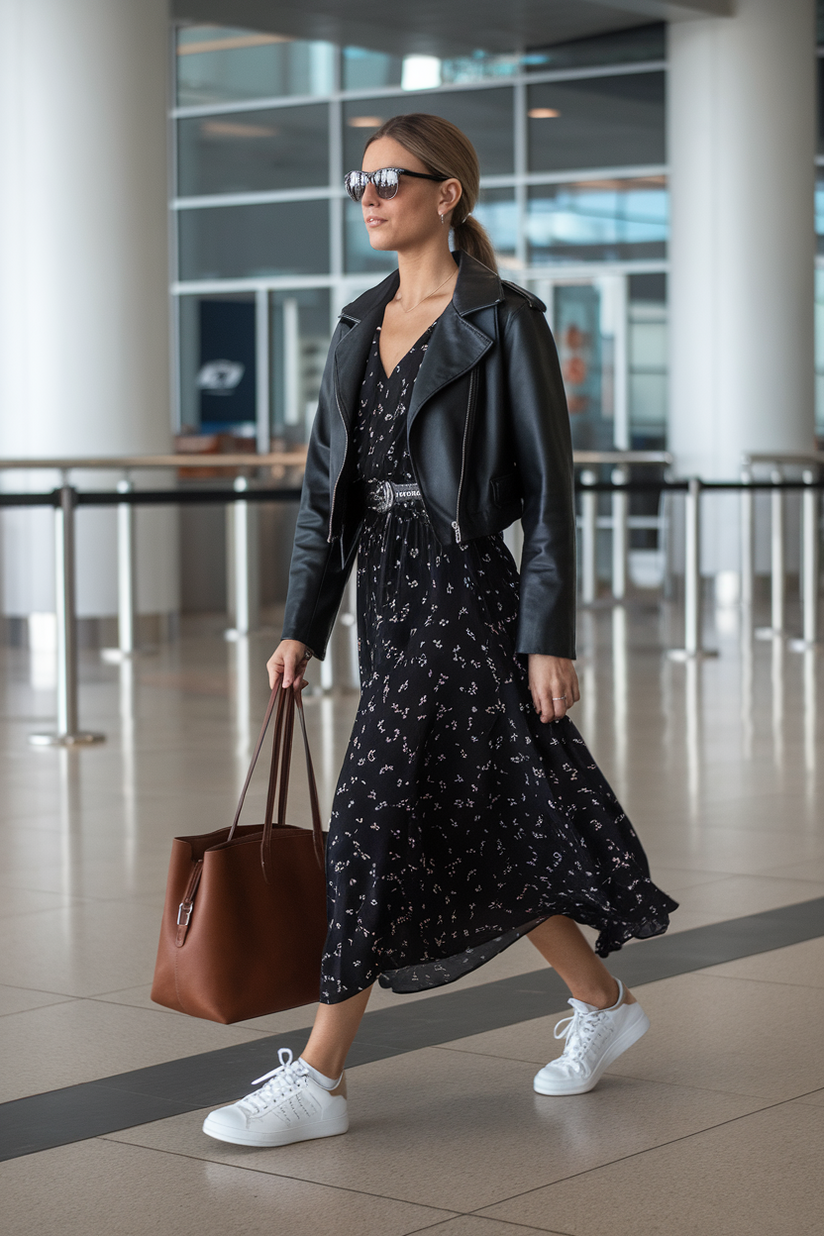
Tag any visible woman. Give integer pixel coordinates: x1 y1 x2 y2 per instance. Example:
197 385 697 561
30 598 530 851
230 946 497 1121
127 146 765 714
203 114 677 1148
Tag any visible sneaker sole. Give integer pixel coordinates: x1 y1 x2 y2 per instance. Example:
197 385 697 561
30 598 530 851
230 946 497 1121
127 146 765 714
533 1006 651 1096
202 1111 349 1147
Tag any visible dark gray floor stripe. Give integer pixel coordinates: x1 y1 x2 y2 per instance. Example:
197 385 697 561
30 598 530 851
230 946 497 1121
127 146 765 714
2 897 822 1161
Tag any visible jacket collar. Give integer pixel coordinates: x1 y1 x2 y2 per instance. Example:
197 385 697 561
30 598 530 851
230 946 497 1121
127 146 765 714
334 250 502 431
340 250 504 323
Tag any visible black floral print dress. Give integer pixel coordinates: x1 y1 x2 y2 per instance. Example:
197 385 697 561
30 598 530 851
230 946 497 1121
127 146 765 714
320 319 677 1004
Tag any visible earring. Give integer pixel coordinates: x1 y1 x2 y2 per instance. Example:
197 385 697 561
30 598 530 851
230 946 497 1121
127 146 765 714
440 213 446 225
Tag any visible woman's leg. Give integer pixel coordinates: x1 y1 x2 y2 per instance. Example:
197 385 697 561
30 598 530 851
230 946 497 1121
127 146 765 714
528 915 636 1008
301 984 373 1079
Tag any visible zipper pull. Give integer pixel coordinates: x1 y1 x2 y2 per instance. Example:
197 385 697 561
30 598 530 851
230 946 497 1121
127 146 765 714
451 520 463 546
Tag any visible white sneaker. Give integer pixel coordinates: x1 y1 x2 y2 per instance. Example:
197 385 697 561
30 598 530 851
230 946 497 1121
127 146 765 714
202 1048 349 1147
533 979 650 1096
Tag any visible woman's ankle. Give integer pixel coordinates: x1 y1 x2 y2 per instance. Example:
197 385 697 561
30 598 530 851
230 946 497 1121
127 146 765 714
571 977 635 1010
300 1050 345 1082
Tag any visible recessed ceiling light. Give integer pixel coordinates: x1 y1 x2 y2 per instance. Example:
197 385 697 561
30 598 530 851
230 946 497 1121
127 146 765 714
201 121 279 138
348 116 384 128
178 32 291 56
528 107 561 119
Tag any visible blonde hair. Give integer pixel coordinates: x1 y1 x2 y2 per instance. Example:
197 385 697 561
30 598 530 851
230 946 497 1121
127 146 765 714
364 113 498 272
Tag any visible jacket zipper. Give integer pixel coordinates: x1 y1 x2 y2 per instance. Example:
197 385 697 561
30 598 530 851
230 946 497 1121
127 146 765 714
327 383 349 544
452 368 477 546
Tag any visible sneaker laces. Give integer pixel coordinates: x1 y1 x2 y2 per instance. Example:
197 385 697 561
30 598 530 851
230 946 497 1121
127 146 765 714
553 1000 613 1072
239 1048 309 1114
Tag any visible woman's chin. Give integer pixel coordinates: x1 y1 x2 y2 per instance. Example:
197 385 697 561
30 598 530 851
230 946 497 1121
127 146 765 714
368 233 395 252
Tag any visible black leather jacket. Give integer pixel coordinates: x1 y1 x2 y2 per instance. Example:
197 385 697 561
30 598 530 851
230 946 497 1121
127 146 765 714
281 250 576 660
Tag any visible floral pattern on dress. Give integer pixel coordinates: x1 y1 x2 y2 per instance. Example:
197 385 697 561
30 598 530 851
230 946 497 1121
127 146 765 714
320 321 677 1004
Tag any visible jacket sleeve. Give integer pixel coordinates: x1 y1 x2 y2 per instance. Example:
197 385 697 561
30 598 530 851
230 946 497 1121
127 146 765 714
503 301 577 659
280 322 359 660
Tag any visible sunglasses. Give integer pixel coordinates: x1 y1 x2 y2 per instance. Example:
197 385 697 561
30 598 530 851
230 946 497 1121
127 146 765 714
344 166 447 202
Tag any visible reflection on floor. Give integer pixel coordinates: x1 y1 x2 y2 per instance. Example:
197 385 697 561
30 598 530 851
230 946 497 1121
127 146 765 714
1 601 822 1234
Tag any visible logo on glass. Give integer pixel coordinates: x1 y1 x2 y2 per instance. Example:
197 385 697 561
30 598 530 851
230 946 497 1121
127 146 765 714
197 359 245 396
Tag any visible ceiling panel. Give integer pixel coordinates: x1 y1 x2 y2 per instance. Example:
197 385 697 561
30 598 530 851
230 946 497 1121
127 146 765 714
171 0 733 59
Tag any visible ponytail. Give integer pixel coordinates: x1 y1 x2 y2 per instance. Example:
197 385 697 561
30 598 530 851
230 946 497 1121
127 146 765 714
451 214 497 274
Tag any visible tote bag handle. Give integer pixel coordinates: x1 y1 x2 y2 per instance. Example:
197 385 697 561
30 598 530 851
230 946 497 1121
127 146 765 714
227 684 325 878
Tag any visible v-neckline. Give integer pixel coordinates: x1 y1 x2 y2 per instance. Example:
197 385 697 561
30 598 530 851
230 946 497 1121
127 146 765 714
377 320 438 383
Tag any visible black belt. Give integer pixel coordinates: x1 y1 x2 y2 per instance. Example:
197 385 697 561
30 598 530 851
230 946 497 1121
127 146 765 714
361 479 424 513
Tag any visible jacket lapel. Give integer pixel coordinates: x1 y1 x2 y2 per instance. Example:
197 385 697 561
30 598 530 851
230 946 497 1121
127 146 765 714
333 270 399 428
406 304 494 430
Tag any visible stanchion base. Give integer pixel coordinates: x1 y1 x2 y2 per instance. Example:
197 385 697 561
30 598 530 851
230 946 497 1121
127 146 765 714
754 627 785 640
788 639 820 653
667 648 720 662
29 731 106 748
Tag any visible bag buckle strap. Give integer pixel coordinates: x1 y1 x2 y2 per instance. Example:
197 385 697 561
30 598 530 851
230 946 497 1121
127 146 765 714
175 859 203 947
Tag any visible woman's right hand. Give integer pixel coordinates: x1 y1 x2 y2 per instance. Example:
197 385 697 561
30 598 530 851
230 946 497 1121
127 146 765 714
266 640 312 691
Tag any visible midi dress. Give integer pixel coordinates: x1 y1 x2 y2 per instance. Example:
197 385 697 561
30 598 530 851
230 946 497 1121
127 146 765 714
320 318 678 1005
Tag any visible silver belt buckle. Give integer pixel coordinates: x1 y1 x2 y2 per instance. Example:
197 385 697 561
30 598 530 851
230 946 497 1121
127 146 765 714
374 480 394 513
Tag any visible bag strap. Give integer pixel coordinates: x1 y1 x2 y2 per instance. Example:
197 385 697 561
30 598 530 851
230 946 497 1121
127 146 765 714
227 684 325 879
227 684 280 842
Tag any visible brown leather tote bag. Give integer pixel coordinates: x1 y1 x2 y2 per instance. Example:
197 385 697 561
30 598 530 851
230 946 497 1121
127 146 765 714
151 685 328 1024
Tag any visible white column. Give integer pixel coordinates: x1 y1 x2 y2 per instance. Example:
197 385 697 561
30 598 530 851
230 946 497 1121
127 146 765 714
0 0 177 624
667 0 816 570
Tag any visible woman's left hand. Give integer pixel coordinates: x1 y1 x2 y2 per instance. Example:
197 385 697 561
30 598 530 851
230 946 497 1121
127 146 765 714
528 655 580 723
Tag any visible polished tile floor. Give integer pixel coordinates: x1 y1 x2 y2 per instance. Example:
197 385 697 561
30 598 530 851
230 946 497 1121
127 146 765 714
1 599 823 1234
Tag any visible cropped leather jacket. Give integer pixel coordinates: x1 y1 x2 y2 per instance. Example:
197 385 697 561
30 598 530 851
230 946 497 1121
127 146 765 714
281 250 576 660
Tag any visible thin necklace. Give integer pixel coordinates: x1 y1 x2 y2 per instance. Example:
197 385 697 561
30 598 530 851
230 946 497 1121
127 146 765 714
394 271 455 315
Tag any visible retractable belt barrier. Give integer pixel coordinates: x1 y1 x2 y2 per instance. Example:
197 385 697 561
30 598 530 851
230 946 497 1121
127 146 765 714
0 465 821 747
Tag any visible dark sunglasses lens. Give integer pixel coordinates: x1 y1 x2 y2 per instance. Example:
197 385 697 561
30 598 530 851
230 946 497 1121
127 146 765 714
344 172 367 201
374 169 400 199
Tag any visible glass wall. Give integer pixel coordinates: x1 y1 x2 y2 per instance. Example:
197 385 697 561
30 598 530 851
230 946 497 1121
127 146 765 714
172 22 669 447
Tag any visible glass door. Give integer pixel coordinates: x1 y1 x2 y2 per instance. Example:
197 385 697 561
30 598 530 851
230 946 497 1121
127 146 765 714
530 275 629 452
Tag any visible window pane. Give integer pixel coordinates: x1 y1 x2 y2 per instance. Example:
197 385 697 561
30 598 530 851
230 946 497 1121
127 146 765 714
475 188 518 262
270 288 332 445
176 26 334 107
178 294 257 435
525 24 665 73
527 177 668 264
343 89 515 176
628 275 667 449
342 46 518 91
177 105 329 196
528 72 665 172
629 372 667 426
342 47 405 91
179 201 329 280
630 319 667 368
554 283 612 451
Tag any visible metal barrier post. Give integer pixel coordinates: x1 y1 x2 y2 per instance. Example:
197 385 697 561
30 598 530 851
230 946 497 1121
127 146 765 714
580 469 598 605
225 476 259 640
101 476 137 663
669 478 717 661
611 465 629 601
757 467 785 638
30 485 105 747
740 466 754 610
790 468 820 651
